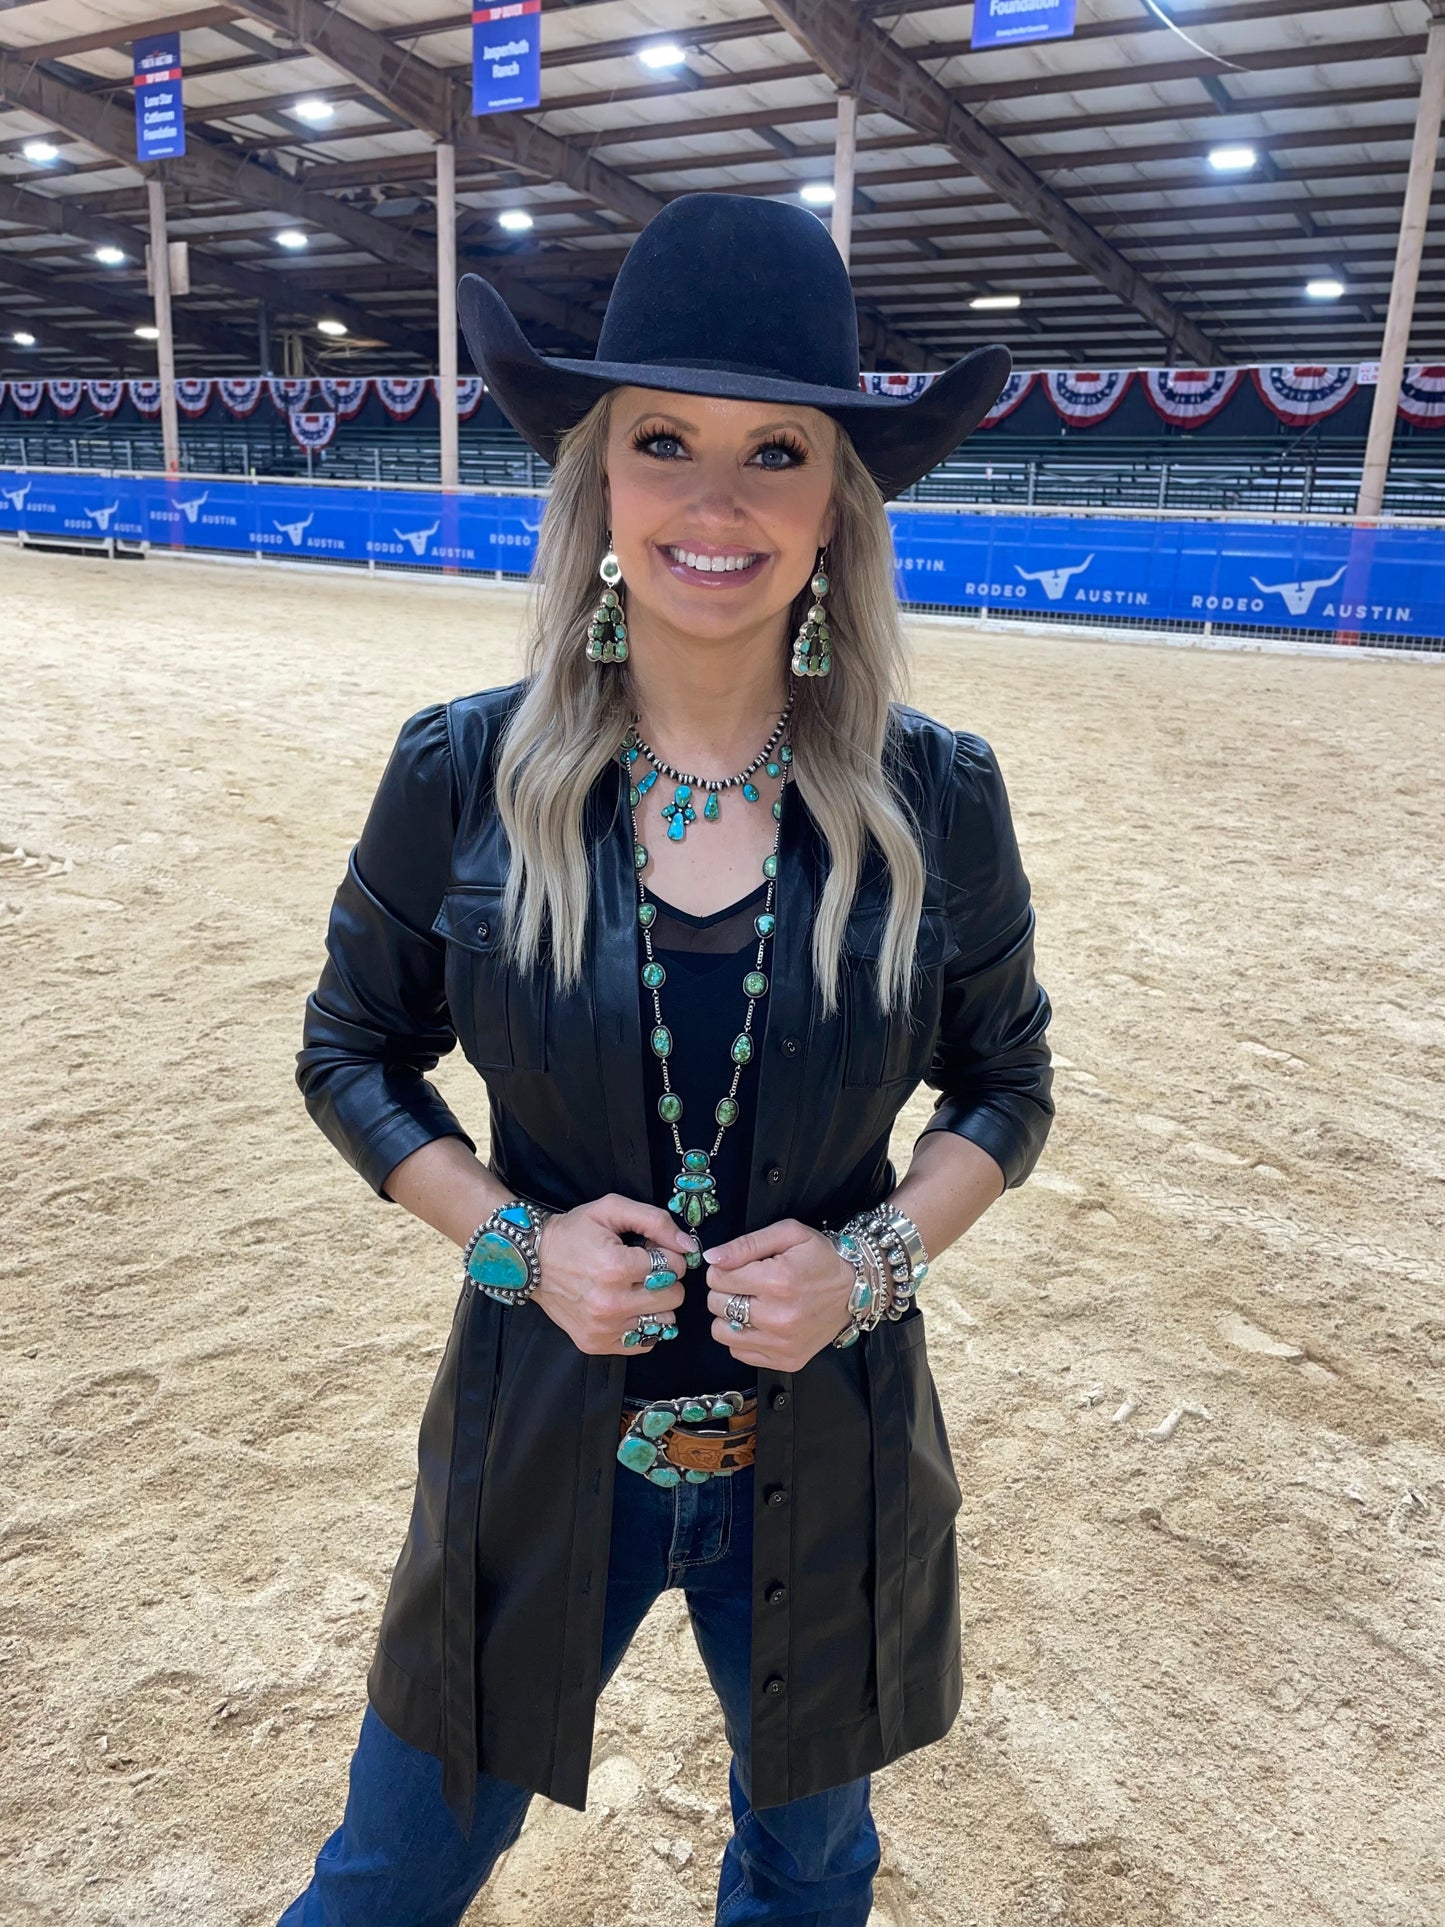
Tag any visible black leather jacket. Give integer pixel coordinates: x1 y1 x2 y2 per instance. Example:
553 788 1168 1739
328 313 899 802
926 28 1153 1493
295 678 1054 1836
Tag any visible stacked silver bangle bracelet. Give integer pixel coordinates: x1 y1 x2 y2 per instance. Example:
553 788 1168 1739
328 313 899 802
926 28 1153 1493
459 1197 557 1307
825 1202 930 1348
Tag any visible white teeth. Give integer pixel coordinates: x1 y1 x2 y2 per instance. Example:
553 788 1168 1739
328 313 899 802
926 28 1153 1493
667 547 759 573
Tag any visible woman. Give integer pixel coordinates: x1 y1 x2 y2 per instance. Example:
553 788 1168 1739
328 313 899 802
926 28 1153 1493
281 193 1054 1927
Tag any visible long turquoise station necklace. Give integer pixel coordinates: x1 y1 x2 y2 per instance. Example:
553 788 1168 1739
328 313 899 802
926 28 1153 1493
621 706 794 1269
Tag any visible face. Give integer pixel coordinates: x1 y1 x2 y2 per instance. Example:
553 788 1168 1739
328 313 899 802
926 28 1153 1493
603 386 837 644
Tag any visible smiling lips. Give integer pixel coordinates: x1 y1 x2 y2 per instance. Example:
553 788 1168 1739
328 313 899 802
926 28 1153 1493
661 543 766 583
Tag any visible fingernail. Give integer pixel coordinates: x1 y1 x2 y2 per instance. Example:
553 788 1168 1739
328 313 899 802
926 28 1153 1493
702 1246 722 1261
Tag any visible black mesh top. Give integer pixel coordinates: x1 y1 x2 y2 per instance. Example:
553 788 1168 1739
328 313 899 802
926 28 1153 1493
622 877 770 1400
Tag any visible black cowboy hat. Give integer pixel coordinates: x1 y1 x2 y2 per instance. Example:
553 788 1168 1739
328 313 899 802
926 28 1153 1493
457 193 1011 501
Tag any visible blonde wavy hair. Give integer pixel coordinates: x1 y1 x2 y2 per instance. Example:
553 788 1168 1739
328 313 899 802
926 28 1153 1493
492 389 926 1017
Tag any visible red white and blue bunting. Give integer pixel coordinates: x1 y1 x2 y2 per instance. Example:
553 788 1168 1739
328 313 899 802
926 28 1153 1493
1044 369 1132 427
981 370 1035 425
217 378 263 416
268 376 313 414
1141 367 1242 428
174 377 214 417
288 409 337 452
375 376 427 420
441 376 486 419
7 367 1444 432
1397 365 1445 428
1252 365 1357 427
317 377 370 418
858 372 938 400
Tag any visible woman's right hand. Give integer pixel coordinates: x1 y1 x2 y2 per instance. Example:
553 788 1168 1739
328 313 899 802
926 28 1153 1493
532 1194 695 1356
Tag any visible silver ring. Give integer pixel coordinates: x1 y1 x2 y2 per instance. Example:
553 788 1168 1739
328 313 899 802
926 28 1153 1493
645 1246 672 1274
623 1311 677 1349
723 1293 753 1331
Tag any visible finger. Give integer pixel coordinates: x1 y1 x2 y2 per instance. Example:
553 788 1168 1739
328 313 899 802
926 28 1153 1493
591 1194 695 1259
701 1220 807 1268
711 1316 770 1362
705 1255 785 1299
706 1287 770 1322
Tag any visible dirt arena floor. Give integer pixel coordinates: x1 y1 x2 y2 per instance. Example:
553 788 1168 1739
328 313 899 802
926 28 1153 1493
1 543 1442 1927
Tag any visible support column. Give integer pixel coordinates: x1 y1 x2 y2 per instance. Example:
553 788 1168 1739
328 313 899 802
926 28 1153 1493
830 91 857 270
258 301 270 375
1355 0 1445 519
436 139 459 491
147 174 180 476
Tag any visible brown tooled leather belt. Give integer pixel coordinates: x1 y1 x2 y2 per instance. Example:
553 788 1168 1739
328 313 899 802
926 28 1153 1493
618 1393 758 1472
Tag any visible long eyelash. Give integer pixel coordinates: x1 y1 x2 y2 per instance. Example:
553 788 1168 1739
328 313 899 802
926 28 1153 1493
631 422 816 462
755 434 809 463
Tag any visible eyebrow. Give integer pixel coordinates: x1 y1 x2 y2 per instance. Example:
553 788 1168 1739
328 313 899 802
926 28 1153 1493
623 409 818 443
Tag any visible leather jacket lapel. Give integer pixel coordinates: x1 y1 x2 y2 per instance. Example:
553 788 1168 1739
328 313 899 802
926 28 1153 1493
586 755 653 1204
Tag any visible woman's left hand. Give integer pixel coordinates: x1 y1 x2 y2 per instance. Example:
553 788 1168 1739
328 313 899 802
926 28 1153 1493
703 1220 854 1371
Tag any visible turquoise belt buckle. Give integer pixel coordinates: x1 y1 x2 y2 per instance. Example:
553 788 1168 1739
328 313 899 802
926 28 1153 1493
616 1391 750 1487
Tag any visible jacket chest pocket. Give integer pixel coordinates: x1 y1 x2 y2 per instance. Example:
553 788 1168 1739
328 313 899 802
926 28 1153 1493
432 885 550 1074
841 905 957 1091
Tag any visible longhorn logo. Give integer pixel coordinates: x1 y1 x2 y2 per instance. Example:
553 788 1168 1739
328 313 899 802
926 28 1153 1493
1 481 31 510
85 502 121 530
1015 555 1095 600
395 521 441 556
1248 564 1346 616
274 513 314 546
176 492 210 523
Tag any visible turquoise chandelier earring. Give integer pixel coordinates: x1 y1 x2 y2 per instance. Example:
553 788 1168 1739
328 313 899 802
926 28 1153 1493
586 536 628 664
790 547 832 677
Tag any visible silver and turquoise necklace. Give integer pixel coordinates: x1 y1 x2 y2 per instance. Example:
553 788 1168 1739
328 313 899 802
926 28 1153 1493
621 715 794 1266
626 691 794 840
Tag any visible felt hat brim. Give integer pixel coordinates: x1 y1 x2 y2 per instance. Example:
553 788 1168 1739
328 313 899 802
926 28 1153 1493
458 273 1010 502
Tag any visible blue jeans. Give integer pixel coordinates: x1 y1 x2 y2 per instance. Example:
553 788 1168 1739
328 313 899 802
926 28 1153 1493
277 1457 879 1926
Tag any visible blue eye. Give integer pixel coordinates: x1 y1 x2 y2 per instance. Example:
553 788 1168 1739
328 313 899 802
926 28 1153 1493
752 439 807 469
636 432 686 460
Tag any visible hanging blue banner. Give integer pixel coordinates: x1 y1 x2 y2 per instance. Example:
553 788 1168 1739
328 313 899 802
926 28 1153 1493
972 0 1077 50
472 0 542 115
2 473 1439 643
133 32 186 160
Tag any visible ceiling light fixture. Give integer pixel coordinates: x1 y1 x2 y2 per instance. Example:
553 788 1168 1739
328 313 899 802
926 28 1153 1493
1305 278 1345 300
317 317 348 337
94 245 126 266
1208 145 1257 172
292 97 334 124
971 293 1022 310
637 42 687 70
799 182 835 206
22 139 59 164
275 229 309 250
13 330 37 346
498 209 534 231
135 324 160 340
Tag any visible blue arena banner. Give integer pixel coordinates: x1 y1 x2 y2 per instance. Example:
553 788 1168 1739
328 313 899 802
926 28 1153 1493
472 0 542 115
972 0 1077 50
133 32 186 161
887 507 1445 641
1 473 1441 642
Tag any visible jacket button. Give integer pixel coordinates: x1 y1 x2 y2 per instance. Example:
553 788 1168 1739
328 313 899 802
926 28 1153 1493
783 1036 799 1055
767 1585 787 1606
764 1675 785 1695
771 1390 788 1410
476 920 490 938
765 1165 782 1184
765 1485 788 1507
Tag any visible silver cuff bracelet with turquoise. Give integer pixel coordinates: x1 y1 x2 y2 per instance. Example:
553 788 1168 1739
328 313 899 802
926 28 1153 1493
460 1196 557 1306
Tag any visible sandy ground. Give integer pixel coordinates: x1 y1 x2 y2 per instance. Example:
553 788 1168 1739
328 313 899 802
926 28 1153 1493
0 544 1442 1927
